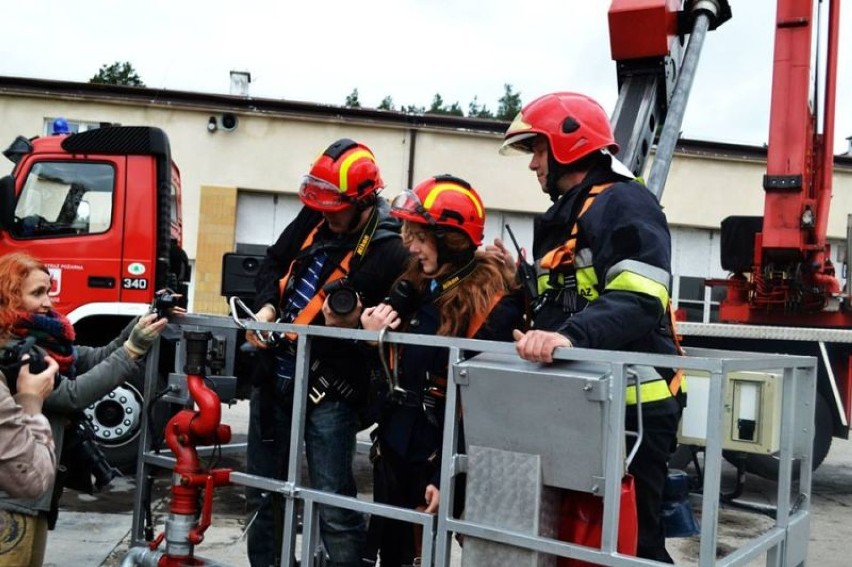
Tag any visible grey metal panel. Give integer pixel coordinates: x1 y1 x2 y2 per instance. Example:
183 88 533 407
234 191 302 246
784 512 810 567
679 321 852 343
462 447 558 567
456 353 612 492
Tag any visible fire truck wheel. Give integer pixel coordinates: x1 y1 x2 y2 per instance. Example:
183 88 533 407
741 392 833 480
84 370 174 473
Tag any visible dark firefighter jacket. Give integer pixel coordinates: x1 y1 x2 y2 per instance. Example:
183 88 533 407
252 198 410 402
377 291 523 486
532 161 680 416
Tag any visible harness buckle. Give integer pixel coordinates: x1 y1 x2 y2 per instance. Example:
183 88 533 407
309 387 327 405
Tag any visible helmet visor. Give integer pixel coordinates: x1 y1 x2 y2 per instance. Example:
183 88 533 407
299 175 349 211
390 190 435 225
499 132 538 156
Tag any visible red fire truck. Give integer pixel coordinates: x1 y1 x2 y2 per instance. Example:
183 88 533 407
0 125 190 470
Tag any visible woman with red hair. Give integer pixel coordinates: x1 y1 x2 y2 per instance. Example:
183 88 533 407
360 175 523 567
0 252 169 567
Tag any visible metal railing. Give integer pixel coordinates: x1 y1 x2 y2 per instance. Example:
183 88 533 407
128 313 816 567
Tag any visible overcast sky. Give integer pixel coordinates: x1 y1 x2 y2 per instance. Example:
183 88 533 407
2 1 850 153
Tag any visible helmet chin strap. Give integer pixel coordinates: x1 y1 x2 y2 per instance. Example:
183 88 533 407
546 154 570 202
344 194 377 232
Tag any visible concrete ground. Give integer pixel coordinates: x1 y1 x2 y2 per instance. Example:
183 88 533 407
44 400 852 566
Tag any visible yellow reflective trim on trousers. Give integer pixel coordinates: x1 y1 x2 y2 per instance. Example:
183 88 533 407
625 379 673 405
606 271 669 310
338 149 374 192
576 266 599 301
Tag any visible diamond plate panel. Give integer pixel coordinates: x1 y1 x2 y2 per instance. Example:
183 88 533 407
679 322 852 343
462 446 559 567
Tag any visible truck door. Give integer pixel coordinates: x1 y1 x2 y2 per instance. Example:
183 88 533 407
2 157 126 318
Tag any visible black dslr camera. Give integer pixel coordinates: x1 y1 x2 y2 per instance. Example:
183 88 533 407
323 279 360 316
0 336 58 395
385 279 420 320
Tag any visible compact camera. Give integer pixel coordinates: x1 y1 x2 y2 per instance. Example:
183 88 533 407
151 288 180 319
323 279 360 316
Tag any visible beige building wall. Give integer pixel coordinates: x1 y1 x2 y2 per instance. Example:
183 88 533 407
2 87 851 313
659 152 852 237
0 93 549 260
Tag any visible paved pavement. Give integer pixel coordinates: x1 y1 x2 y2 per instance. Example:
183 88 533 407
44 400 852 566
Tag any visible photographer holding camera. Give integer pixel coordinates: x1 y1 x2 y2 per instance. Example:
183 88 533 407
0 252 169 567
359 175 522 567
243 138 409 567
1 340 59 501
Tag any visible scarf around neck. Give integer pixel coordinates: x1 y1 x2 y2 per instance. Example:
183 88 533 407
11 310 77 378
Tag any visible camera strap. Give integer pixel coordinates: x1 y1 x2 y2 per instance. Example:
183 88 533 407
278 206 381 338
385 259 495 388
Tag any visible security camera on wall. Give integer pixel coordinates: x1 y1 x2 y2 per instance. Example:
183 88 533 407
207 113 239 133
220 113 239 132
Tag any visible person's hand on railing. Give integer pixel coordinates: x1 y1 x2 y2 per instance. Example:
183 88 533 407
245 304 277 349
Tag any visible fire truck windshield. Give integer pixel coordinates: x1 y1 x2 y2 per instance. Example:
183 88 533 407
12 161 114 238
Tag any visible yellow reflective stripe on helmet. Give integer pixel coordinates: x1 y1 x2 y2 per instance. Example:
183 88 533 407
625 379 673 405
338 149 374 193
423 183 484 218
576 266 599 301
605 259 670 310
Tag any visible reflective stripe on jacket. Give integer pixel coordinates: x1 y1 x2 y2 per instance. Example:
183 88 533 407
531 164 683 411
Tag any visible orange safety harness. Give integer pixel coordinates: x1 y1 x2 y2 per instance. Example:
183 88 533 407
276 208 379 340
537 182 685 402
539 183 613 272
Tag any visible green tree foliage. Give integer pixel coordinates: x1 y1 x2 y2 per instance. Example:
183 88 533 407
345 88 361 108
428 93 446 113
89 61 144 87
343 84 521 120
468 96 494 119
426 93 464 116
496 83 522 121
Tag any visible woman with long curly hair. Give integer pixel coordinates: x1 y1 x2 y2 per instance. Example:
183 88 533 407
0 252 169 567
360 175 523 567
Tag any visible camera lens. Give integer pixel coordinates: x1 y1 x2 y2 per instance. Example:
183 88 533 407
328 286 358 316
243 257 259 272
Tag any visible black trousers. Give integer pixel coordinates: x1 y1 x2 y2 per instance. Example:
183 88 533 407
365 445 434 567
626 409 681 563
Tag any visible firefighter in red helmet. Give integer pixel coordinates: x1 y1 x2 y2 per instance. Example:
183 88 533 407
494 92 684 562
244 138 409 567
360 175 523 567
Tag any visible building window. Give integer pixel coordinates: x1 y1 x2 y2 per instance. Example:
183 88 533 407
676 275 726 322
42 117 112 136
